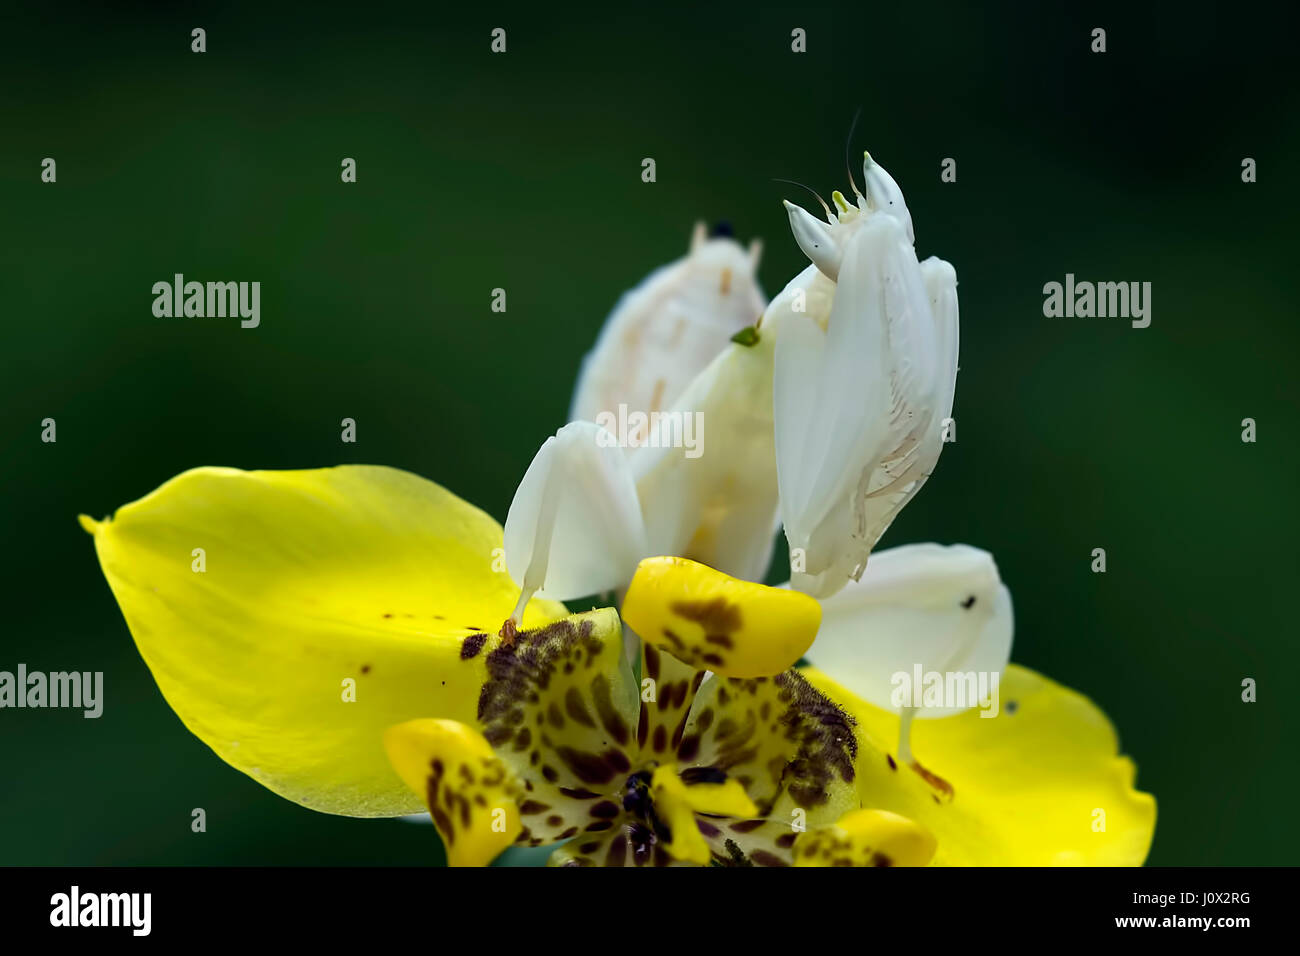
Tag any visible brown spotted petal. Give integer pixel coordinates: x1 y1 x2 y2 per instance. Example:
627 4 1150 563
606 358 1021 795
679 669 859 825
546 767 759 868
547 822 689 868
636 640 706 761
792 809 938 867
476 609 640 847
622 556 821 677
383 718 526 867
550 792 801 867
697 815 802 867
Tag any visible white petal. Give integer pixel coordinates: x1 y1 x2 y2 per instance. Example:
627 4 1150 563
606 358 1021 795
806 543 1013 717
504 421 648 600
569 228 766 427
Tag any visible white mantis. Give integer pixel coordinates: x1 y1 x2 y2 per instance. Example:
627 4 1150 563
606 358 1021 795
569 222 765 429
500 152 1012 771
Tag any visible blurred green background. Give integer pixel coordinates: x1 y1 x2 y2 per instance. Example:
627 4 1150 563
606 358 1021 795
1 0 1296 865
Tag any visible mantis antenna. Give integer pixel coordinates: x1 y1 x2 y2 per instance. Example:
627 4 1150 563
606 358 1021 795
772 177 834 223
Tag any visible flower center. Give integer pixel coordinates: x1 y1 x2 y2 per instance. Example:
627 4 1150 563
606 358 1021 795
620 769 655 818
615 770 675 865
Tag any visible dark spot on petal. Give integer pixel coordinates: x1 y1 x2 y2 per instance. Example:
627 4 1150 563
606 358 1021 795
605 833 628 866
592 674 630 746
565 687 596 728
696 819 721 838
556 747 616 785
677 733 700 762
643 643 661 680
637 707 649 748
679 766 727 786
671 597 742 635
652 725 667 752
547 702 565 729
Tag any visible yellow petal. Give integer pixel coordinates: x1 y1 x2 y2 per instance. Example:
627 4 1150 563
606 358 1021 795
670 767 759 818
82 465 566 817
647 767 713 865
622 556 820 677
794 809 937 867
384 719 523 867
802 663 1157 865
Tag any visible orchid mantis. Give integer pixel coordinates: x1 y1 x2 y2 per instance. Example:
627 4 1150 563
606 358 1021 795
502 152 1005 769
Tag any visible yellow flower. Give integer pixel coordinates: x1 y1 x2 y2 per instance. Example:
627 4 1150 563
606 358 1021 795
79 465 565 818
802 665 1156 865
81 465 1154 866
79 153 1154 867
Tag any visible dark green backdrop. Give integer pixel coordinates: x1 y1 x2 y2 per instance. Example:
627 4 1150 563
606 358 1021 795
1 1 1296 865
